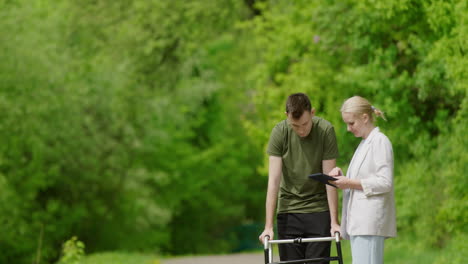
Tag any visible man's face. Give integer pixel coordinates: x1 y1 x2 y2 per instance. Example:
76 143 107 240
287 110 314 138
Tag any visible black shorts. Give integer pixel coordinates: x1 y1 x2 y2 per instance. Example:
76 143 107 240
277 212 331 263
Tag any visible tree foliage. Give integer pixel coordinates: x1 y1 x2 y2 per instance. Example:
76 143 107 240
0 0 465 263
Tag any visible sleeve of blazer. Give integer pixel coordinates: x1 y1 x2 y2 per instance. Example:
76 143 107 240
361 134 394 196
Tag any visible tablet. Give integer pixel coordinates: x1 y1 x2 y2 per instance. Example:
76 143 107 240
308 173 338 188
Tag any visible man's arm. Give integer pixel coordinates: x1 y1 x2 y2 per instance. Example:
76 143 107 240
323 159 340 236
258 156 282 242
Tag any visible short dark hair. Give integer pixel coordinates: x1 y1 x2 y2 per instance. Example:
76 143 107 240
286 93 312 119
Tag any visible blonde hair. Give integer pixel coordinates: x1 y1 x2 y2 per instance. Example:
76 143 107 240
340 96 387 122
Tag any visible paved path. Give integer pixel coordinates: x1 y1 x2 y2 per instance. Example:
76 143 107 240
161 252 264 264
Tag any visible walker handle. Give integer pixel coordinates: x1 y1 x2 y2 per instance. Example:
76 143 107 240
334 231 341 242
263 235 271 264
263 235 270 248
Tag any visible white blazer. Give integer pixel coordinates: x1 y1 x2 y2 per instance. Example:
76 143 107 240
341 127 397 240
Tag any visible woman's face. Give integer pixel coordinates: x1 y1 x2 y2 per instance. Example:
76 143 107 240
342 112 367 138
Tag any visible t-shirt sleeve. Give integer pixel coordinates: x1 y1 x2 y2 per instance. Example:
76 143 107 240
323 125 339 160
267 124 284 157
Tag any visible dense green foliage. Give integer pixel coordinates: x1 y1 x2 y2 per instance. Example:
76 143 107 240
0 0 465 263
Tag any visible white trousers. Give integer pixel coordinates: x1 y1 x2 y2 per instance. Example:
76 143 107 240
350 235 385 264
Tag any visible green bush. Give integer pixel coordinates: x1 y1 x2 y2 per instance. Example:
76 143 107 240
58 237 85 264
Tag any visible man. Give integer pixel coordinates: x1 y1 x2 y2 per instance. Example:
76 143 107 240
258 93 340 262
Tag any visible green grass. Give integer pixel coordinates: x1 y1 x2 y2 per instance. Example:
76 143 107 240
330 236 445 264
82 252 161 264
80 234 466 264
385 237 442 264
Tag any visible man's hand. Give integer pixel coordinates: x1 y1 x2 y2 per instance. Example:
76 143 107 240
330 222 341 237
259 228 274 243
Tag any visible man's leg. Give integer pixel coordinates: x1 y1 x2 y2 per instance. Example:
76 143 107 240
304 211 331 264
277 213 306 261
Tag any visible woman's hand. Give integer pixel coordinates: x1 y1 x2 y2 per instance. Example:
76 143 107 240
328 167 343 187
328 167 343 177
333 176 349 189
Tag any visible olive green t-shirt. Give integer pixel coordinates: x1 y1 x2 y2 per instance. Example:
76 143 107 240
267 116 339 213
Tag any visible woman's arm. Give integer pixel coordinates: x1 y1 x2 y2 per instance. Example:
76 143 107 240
361 135 394 196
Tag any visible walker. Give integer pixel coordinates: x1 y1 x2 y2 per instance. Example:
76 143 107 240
263 232 344 263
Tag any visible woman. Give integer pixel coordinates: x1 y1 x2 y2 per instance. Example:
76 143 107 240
329 96 396 264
